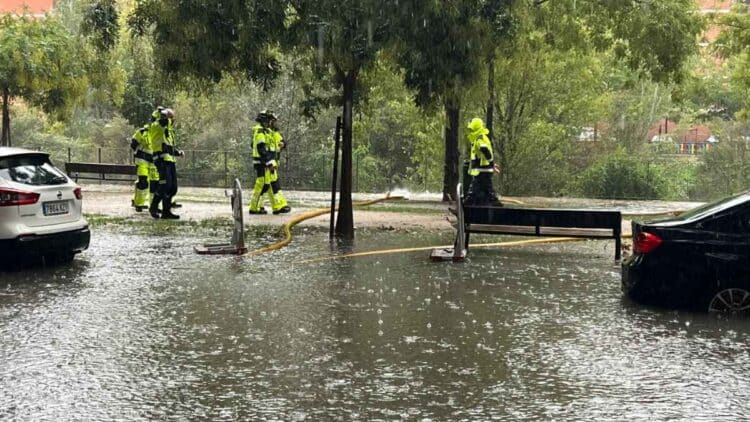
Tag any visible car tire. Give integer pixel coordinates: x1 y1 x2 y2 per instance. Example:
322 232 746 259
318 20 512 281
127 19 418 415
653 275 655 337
707 286 750 315
44 252 76 266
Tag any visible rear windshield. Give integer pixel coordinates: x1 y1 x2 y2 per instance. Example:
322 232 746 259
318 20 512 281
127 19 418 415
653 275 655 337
0 154 68 186
676 191 750 221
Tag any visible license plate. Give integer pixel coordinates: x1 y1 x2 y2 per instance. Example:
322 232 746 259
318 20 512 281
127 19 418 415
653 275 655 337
43 201 69 216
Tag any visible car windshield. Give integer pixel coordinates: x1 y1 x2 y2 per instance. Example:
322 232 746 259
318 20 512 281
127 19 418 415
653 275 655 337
0 154 68 186
677 191 750 220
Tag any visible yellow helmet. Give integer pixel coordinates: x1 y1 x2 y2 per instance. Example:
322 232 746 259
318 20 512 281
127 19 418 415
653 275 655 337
467 117 488 135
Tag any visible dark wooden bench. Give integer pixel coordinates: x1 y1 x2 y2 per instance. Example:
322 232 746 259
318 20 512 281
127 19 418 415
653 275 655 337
463 205 622 260
65 162 136 182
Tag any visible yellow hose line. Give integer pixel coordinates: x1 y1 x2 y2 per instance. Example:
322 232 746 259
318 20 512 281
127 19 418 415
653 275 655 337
243 192 631 260
243 195 406 256
502 197 524 205
300 233 634 263
299 237 578 263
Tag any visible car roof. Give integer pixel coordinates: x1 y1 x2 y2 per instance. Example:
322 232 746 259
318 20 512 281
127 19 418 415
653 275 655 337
0 147 48 158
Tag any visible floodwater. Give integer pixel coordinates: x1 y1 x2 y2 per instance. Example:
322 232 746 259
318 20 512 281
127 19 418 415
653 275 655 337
2 227 750 420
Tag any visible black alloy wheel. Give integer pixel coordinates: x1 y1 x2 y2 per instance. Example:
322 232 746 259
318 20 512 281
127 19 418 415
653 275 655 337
708 287 750 315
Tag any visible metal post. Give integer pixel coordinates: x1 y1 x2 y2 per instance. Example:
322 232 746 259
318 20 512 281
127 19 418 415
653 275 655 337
98 147 103 183
191 150 196 187
355 153 359 193
330 117 342 240
231 178 246 253
67 147 71 163
454 183 466 258
224 151 228 188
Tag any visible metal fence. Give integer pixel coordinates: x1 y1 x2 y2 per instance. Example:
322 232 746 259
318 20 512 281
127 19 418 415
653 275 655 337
33 146 394 192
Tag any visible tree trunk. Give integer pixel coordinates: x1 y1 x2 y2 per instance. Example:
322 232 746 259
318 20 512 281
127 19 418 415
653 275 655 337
335 70 357 239
442 99 460 202
1 86 10 147
498 130 508 193
485 58 495 142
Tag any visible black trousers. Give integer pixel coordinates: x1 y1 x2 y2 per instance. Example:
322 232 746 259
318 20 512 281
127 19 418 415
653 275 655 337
466 173 498 205
153 161 177 212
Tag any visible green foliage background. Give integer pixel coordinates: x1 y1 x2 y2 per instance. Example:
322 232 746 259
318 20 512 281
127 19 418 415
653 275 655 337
4 0 750 201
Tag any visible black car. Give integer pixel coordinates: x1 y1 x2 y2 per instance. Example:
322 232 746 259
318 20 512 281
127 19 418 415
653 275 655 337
622 191 750 314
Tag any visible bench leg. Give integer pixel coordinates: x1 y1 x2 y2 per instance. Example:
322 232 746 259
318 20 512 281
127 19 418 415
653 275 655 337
615 235 621 260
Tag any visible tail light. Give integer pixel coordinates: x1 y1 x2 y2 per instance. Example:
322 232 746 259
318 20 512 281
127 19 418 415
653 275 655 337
633 231 663 254
74 187 82 200
0 188 40 206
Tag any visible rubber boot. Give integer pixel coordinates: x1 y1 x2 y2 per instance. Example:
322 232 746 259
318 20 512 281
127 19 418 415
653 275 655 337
488 191 503 207
161 197 179 219
149 196 162 219
272 191 291 214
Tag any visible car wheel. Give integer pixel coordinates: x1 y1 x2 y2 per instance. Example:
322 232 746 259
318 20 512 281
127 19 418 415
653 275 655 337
44 252 75 266
708 287 750 315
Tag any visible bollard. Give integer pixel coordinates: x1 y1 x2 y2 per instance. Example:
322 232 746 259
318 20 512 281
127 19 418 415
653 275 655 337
194 178 248 255
430 183 467 262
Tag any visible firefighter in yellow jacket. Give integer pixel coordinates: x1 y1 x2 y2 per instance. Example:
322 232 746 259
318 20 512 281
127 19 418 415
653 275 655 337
130 124 152 212
148 108 181 219
249 110 290 215
465 117 501 206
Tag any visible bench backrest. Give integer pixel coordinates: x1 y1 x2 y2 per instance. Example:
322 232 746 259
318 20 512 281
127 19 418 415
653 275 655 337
463 204 622 259
464 206 621 230
64 162 136 182
65 162 135 175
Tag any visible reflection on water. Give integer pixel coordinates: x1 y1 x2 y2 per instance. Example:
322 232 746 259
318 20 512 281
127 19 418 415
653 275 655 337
1 229 749 420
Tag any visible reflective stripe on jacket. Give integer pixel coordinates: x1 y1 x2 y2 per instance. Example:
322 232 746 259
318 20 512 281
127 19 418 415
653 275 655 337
252 124 275 166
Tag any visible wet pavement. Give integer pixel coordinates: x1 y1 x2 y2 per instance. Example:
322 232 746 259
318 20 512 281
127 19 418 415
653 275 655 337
2 227 749 420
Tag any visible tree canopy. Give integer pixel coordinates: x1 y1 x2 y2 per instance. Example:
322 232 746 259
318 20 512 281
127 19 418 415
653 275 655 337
0 14 88 146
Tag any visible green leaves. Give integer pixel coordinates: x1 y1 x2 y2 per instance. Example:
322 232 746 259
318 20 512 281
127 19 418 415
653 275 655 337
81 0 119 52
0 14 88 145
575 147 670 199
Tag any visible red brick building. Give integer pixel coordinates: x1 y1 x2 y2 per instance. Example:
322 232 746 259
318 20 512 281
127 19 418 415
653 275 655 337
645 119 717 154
677 125 717 154
0 0 55 16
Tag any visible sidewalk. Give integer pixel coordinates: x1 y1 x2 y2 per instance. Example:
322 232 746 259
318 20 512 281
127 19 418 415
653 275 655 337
80 183 703 234
79 183 453 231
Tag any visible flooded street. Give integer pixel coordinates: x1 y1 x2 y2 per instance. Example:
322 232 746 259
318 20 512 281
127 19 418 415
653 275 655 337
2 227 750 420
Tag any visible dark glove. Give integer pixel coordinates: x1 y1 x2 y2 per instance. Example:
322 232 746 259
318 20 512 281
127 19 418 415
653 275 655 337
130 138 138 151
176 149 185 157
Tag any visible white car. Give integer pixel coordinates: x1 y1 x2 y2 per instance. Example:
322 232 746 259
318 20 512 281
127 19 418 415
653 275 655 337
0 147 90 264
